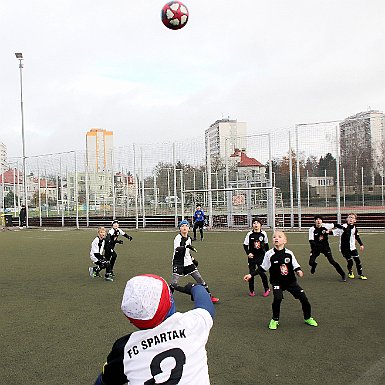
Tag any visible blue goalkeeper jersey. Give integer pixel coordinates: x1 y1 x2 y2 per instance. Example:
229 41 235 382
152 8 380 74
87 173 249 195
194 209 205 223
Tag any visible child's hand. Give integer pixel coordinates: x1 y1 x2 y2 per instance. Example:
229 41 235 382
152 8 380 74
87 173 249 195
186 244 197 253
243 274 252 281
296 270 304 278
360 245 364 251
248 253 254 259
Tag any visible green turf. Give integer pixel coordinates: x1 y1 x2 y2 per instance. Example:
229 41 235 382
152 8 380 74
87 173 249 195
1 228 384 385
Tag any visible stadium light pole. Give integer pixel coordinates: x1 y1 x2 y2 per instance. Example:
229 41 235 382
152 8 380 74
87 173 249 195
15 52 28 227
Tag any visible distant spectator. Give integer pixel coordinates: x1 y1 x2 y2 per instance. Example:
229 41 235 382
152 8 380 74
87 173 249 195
19 205 26 227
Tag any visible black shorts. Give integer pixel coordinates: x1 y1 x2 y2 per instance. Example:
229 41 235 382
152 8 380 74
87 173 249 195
172 264 197 276
248 256 264 268
311 245 332 257
341 249 359 260
272 281 304 299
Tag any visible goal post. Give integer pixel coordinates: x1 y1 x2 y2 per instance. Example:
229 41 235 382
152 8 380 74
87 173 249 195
182 185 282 231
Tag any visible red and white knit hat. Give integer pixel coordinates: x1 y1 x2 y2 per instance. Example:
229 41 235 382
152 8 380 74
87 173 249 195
121 274 172 329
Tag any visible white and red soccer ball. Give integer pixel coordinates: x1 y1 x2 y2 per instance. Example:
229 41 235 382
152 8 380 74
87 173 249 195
161 1 189 30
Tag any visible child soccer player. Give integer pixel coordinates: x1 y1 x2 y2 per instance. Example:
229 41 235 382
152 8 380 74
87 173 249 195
171 219 219 303
193 204 206 241
308 215 346 281
93 274 215 385
106 219 133 277
244 230 318 330
333 213 366 280
242 217 270 297
89 226 113 282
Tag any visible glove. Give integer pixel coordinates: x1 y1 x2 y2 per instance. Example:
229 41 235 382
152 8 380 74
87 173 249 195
192 258 199 267
173 283 200 300
186 244 197 253
116 240 124 244
127 235 133 241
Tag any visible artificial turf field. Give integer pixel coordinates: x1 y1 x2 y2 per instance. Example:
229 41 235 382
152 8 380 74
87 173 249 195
1 227 384 385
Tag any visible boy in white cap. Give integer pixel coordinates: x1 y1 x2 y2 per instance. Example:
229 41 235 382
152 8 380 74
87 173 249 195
171 219 219 303
93 274 215 385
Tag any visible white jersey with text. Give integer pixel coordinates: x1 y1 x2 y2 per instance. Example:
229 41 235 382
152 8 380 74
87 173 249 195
333 223 362 252
102 308 213 385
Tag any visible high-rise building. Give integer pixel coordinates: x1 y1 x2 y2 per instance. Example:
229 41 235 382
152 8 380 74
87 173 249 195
205 118 247 160
86 128 113 172
339 110 385 184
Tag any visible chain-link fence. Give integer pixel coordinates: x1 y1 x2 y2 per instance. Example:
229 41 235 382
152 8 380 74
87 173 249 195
1 115 384 229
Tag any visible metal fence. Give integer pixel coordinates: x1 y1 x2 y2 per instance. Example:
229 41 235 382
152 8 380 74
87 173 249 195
1 117 384 229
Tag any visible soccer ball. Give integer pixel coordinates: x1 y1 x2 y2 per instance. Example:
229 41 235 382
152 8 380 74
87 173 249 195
161 1 189 30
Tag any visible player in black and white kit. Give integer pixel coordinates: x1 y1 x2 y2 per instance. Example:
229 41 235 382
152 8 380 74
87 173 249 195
244 231 318 330
308 215 346 281
243 217 270 297
93 274 215 385
171 220 219 303
333 213 366 280
88 227 113 281
106 219 133 279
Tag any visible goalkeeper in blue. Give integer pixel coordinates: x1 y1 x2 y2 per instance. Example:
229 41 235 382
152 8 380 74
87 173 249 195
192 204 206 241
244 231 318 330
93 274 215 385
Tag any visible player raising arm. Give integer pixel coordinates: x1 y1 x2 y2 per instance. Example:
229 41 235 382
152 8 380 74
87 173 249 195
105 219 133 280
308 215 346 281
171 220 219 303
333 213 366 280
93 275 214 385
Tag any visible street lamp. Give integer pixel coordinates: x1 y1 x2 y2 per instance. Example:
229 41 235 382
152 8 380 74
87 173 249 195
15 52 28 227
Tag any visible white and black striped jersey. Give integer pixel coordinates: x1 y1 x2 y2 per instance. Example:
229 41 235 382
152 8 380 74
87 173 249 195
108 227 126 249
308 223 334 245
259 248 301 285
90 236 105 262
173 234 194 267
243 230 269 257
333 224 363 252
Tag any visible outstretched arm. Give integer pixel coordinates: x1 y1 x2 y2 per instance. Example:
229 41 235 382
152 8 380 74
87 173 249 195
191 284 215 318
123 233 133 241
173 283 215 319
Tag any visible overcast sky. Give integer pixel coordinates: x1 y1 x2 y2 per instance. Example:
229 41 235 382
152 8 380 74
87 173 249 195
1 0 384 159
